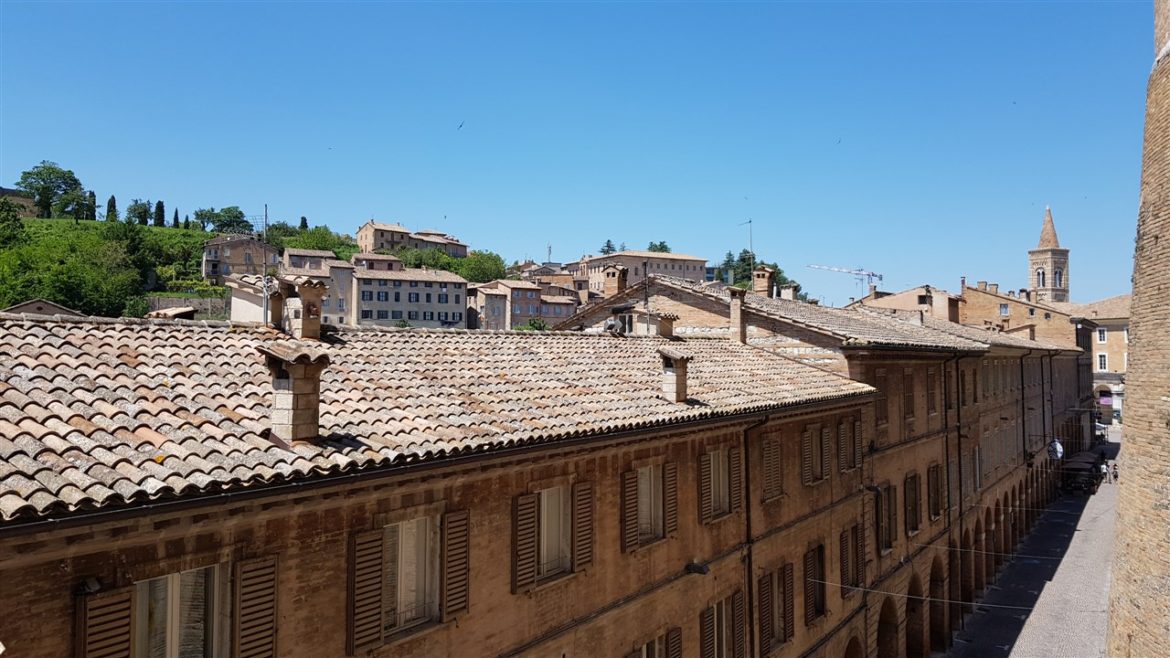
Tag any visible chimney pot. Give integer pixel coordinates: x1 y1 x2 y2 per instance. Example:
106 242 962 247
977 281 988 291
960 276 967 290
659 347 692 403
779 283 800 301
989 283 999 294
752 266 776 297
729 288 747 343
281 279 327 340
258 344 330 444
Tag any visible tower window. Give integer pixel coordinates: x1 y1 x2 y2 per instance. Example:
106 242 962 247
1036 269 1046 288
1054 269 1063 288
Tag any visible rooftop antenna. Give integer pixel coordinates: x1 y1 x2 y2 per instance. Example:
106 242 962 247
806 264 884 289
738 218 754 278
547 243 552 264
262 203 270 325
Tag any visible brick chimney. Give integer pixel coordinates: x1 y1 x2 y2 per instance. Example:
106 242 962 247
729 288 747 344
779 284 800 301
658 346 692 403
281 278 328 340
603 264 628 298
651 312 678 338
752 266 776 297
989 283 999 294
977 281 988 291
258 343 330 444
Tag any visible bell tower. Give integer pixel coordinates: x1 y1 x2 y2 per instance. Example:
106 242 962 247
1028 207 1069 303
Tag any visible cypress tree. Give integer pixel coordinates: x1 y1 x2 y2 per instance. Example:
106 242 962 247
183 214 190 230
106 195 118 221
153 200 165 227
86 191 97 220
299 216 308 231
172 208 179 228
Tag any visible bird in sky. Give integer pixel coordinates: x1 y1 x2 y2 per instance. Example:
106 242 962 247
458 121 465 130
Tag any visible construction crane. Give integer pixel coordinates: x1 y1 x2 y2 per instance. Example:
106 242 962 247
806 264 884 288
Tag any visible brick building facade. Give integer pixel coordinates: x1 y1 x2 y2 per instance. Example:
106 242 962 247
1107 1 1170 654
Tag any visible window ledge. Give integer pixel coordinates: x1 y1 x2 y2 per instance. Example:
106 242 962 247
907 528 921 538
763 492 787 504
385 619 450 648
879 547 893 557
706 510 737 525
531 569 580 593
633 536 668 553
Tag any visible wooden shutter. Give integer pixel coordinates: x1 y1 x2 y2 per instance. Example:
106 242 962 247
700 606 716 658
384 525 399 631
699 452 714 524
572 481 594 571
75 587 133 658
820 427 831 480
234 556 278 658
801 428 813 485
839 531 851 591
762 438 780 499
729 446 743 513
904 477 911 535
732 588 746 658
887 485 897 546
803 549 816 625
664 462 679 537
621 470 639 552
512 493 539 593
853 419 863 467
782 564 795 641
758 573 774 654
854 525 865 589
347 530 384 655
838 421 848 472
666 626 683 658
442 510 470 620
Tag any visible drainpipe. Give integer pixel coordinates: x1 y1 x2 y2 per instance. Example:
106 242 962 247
1019 350 1034 464
742 414 770 658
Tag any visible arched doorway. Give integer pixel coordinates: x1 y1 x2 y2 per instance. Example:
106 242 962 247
843 636 863 658
949 540 963 632
907 574 926 658
930 557 948 651
877 597 899 658
984 509 995 583
994 501 1005 570
973 519 985 594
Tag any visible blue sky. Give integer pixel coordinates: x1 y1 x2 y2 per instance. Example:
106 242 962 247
0 1 1150 306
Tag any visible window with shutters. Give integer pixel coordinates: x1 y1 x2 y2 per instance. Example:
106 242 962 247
874 368 888 425
538 486 573 578
904 474 921 536
133 564 226 658
874 485 895 554
762 437 784 500
902 368 915 420
927 367 938 415
839 524 862 593
708 448 731 518
633 628 680 658
927 464 942 519
803 544 826 624
838 421 858 471
383 516 440 634
802 426 829 484
701 595 736 658
759 564 794 652
638 464 665 543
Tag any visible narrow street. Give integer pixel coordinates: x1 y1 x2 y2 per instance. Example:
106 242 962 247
946 427 1120 658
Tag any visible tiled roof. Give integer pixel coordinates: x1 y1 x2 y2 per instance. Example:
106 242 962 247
352 252 402 261
365 221 410 233
284 248 336 258
645 277 986 351
0 315 872 524
1048 294 1131 320
859 308 1073 352
584 250 706 262
1 299 83 317
352 268 467 284
224 274 280 296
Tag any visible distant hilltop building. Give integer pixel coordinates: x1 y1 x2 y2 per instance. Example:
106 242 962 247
201 234 279 285
355 220 468 257
571 250 707 294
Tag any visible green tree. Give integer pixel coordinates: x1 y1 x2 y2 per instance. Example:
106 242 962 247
456 250 507 283
193 208 215 231
126 199 151 225
171 208 179 228
619 242 627 251
299 216 309 231
262 220 300 248
153 200 166 227
86 191 98 220
0 198 26 248
106 195 119 222
516 318 550 331
284 225 358 260
600 239 616 255
183 214 190 230
214 206 252 233
55 187 90 220
16 161 82 218
648 241 671 253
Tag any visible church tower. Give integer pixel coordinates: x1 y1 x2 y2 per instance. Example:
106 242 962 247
1028 207 1070 303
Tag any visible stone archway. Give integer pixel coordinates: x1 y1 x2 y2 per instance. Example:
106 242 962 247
949 539 963 631
843 636 863 658
907 574 927 658
973 520 985 595
930 557 948 651
984 509 996 583
877 597 899 658
994 500 1005 570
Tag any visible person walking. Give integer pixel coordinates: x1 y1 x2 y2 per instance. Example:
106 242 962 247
1100 462 1109 484
1112 463 1119 484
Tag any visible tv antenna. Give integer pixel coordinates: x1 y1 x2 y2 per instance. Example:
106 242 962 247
806 264 884 288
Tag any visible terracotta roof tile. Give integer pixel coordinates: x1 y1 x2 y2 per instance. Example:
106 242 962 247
0 313 872 524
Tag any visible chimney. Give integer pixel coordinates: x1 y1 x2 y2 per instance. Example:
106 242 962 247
653 313 677 338
603 264 628 298
752 266 775 297
977 281 987 291
779 284 800 301
729 288 747 344
960 276 967 290
869 284 878 297
659 347 692 403
258 344 330 444
1020 288 1030 302
806 299 820 306
989 283 999 294
281 278 328 340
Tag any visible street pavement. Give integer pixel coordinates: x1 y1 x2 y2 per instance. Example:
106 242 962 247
945 427 1119 658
